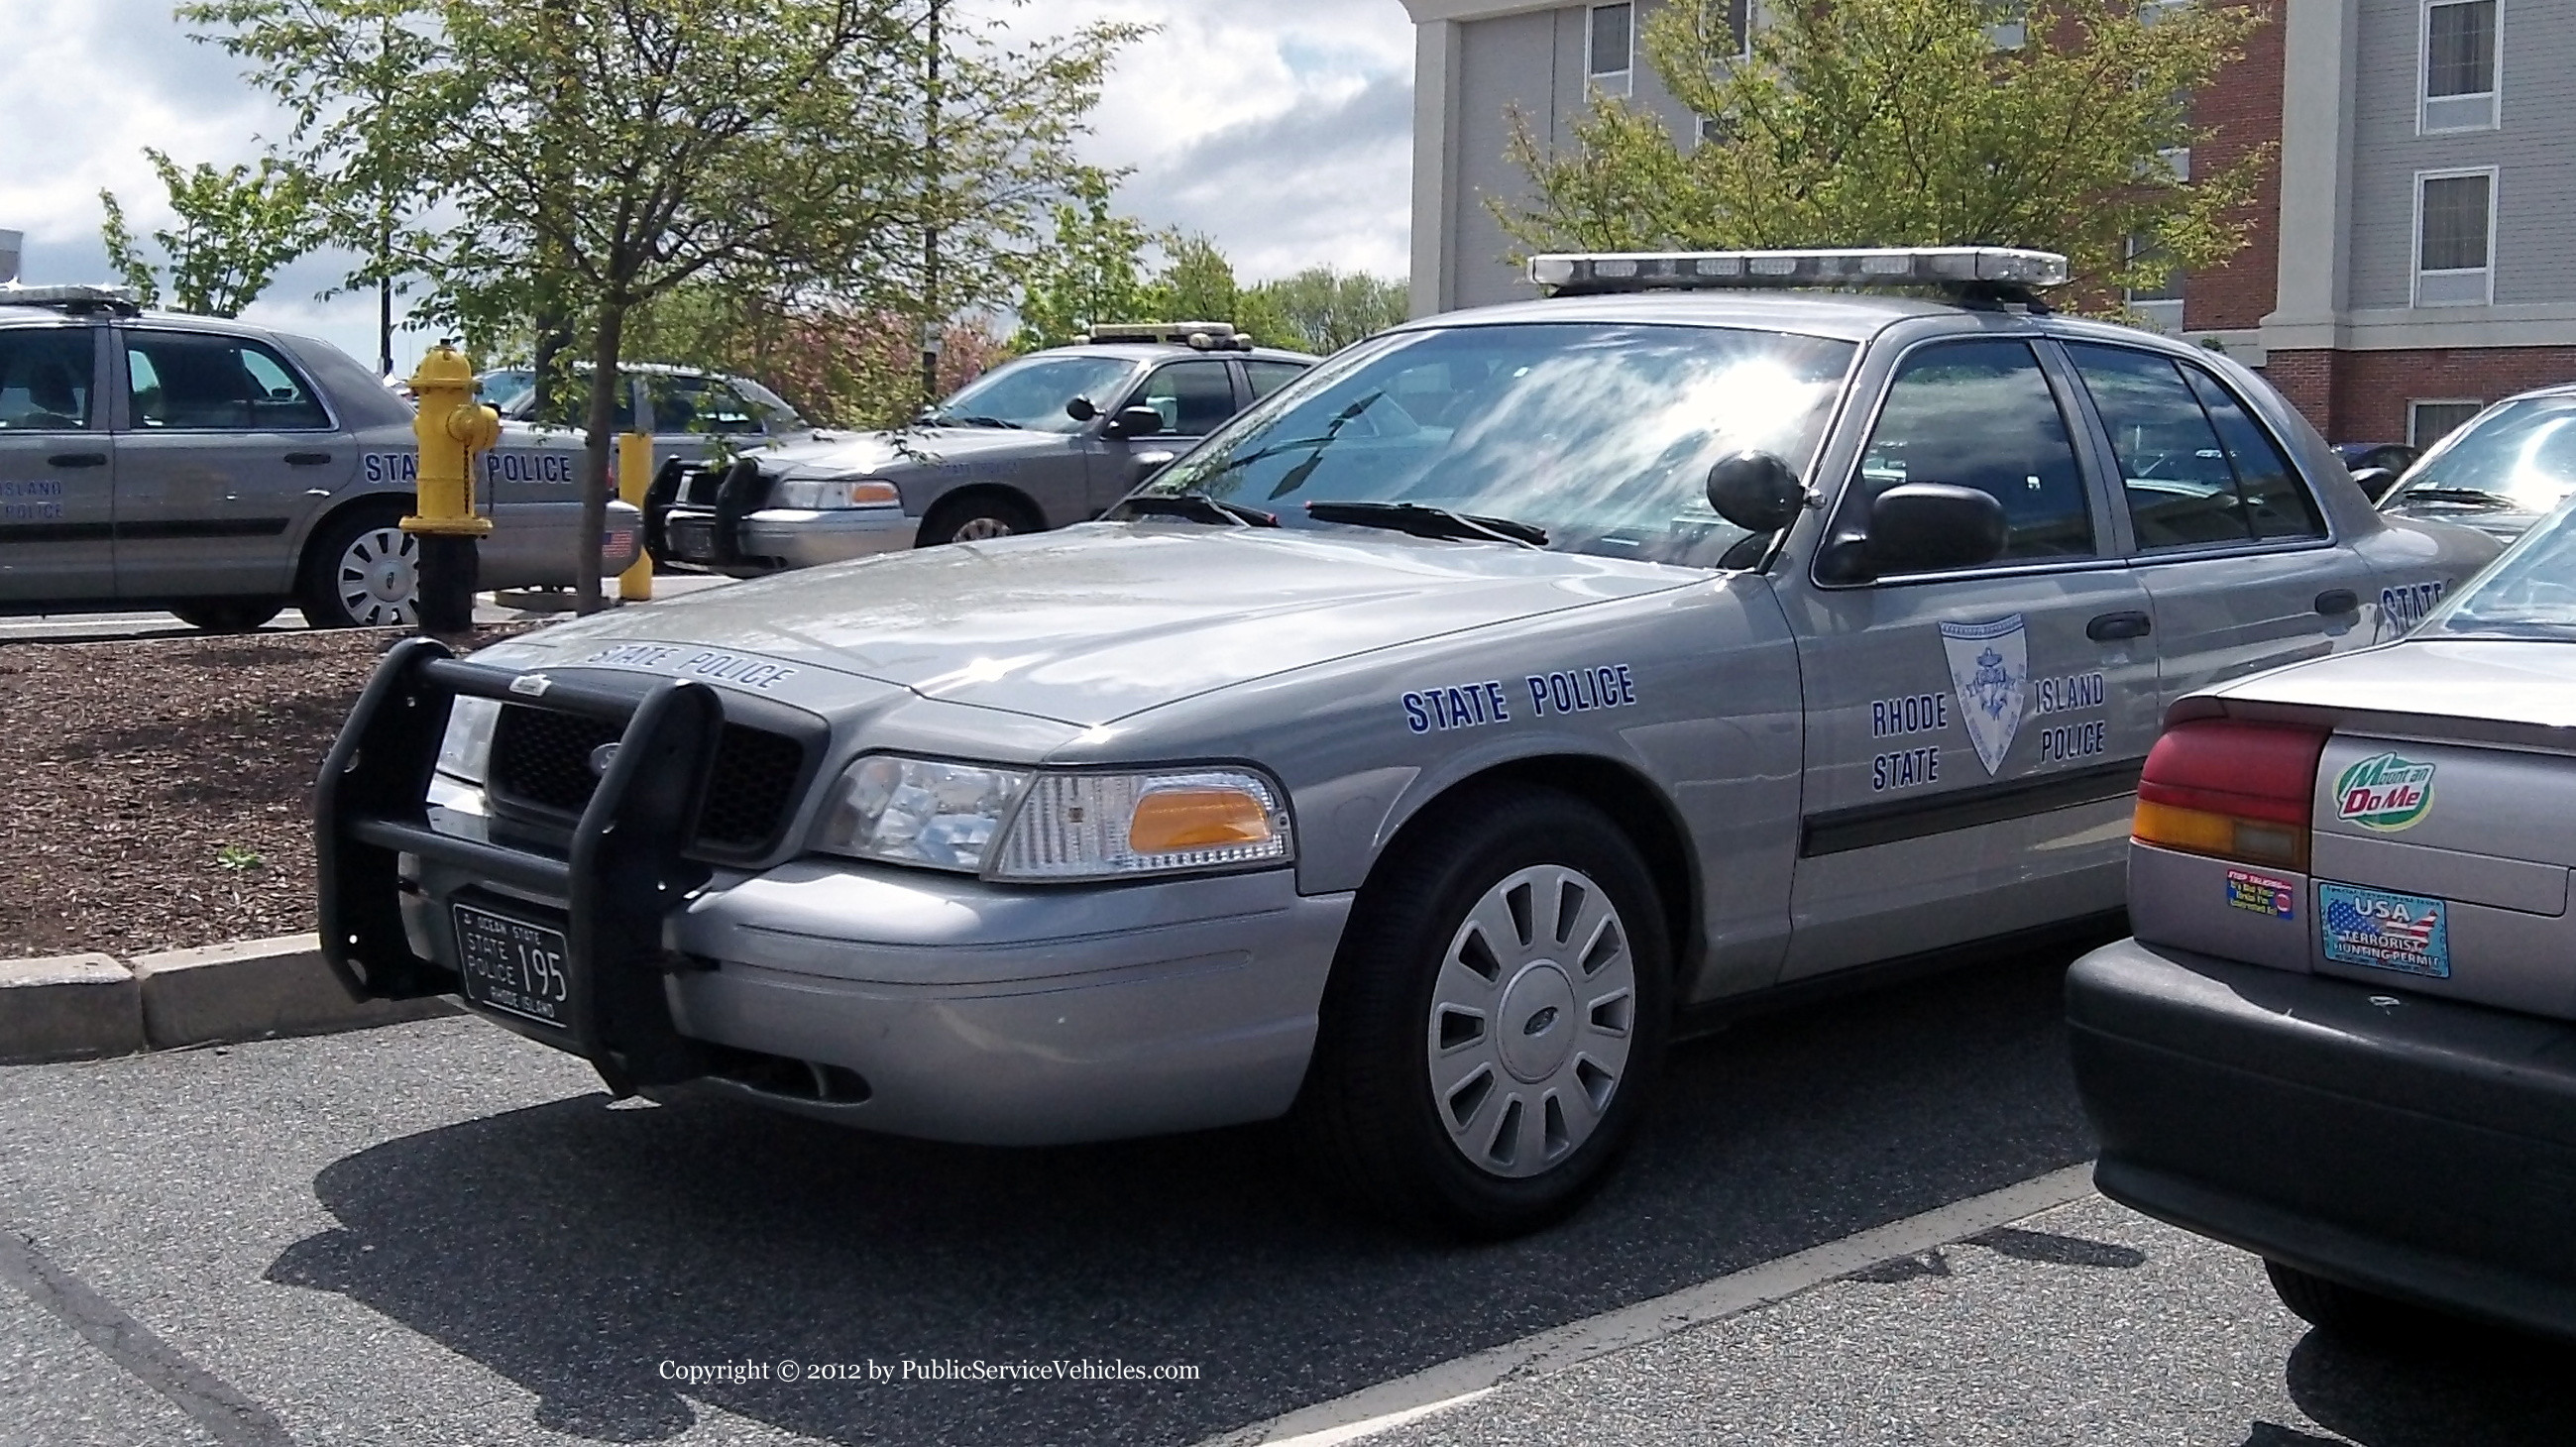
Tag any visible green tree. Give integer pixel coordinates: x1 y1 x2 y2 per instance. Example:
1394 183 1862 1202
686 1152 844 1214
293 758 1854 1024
97 150 314 317
1146 234 1239 325
1499 0 2272 301
1241 267 1408 353
1011 169 1168 349
179 0 446 375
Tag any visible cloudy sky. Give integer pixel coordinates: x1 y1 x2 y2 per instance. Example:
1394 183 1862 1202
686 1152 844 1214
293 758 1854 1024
0 0 1416 372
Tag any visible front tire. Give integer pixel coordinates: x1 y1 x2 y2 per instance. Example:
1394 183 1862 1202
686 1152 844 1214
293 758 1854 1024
297 504 419 628
2265 1260 2445 1342
1297 787 1672 1238
916 493 1039 547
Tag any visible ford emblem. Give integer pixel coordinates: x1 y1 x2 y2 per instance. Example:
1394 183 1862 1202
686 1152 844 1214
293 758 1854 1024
588 742 620 778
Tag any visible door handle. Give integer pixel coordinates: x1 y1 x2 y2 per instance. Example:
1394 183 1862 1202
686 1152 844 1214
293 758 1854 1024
2314 588 2359 615
283 451 335 466
46 452 108 468
2086 611 2153 642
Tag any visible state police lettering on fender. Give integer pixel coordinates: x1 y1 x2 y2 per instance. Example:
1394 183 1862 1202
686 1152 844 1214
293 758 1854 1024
1403 680 1512 734
1525 664 1637 718
361 451 581 487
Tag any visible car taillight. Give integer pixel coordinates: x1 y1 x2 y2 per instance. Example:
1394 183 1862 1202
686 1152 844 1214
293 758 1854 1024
2133 719 2328 871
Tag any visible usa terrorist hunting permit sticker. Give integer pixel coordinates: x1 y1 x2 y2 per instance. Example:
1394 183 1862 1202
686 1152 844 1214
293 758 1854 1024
2319 883 2450 978
2332 751 2434 832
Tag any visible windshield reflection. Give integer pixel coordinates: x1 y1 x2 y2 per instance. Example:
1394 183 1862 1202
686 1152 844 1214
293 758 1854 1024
930 355 1138 433
2387 396 2576 516
1137 323 1856 569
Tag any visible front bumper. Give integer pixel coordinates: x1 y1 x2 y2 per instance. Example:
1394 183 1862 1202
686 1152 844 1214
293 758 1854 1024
319 640 1350 1147
660 502 917 573
2068 938 2576 1340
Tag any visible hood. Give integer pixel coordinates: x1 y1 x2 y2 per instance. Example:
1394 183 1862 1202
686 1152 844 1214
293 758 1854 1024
2202 636 2576 747
526 525 1702 726
759 424 1063 480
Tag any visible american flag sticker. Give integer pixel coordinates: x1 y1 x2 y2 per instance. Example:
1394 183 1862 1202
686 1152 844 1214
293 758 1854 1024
2318 884 2451 978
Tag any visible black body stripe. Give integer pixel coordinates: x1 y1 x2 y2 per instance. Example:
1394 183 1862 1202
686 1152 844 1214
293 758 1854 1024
1801 759 2145 857
0 518 289 543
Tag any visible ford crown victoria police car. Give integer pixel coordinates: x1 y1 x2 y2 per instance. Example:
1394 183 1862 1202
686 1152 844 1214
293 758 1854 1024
318 249 2500 1237
646 323 1313 570
0 284 638 629
2071 491 2576 1344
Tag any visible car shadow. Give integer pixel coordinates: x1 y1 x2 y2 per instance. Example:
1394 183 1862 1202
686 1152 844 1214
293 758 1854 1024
265 945 2103 1446
2281 1317 2576 1446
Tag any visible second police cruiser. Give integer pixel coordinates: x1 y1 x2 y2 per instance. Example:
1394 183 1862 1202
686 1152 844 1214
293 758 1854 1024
318 248 2500 1237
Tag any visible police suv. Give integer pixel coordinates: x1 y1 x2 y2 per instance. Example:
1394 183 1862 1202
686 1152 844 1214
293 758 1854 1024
645 323 1314 570
318 249 2499 1237
0 284 639 630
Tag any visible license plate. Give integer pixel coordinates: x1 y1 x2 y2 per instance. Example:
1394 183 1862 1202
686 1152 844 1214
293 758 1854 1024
667 517 715 560
452 903 574 1028
2319 883 2452 978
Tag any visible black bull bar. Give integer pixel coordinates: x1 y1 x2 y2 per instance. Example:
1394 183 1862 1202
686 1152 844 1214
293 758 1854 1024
314 636 724 1094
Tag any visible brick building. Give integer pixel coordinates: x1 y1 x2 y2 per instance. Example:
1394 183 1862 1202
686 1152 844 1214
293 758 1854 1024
1400 0 2576 447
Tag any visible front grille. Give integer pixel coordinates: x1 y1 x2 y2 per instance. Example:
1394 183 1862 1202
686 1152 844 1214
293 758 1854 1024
488 705 809 854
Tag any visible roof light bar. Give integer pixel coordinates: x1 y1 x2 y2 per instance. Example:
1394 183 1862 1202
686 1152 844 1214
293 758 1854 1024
1528 247 2072 297
0 282 144 316
1085 321 1254 351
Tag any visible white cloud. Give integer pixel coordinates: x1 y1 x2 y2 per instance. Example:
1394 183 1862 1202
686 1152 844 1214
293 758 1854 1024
0 0 1416 370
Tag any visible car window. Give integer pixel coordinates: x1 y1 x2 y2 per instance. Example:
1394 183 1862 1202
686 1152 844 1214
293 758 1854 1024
1856 339 2093 562
125 333 330 431
1132 360 1236 436
0 328 95 431
1244 360 1306 399
649 376 764 435
931 354 1138 433
480 369 536 416
2386 394 2576 516
2184 367 2322 541
2068 344 2247 549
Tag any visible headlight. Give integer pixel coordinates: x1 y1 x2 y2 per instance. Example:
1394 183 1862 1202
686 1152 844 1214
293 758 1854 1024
991 768 1291 881
810 756 1294 881
771 477 901 510
815 756 1033 870
436 696 503 785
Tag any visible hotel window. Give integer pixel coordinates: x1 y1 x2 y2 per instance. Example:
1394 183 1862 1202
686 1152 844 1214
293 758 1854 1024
1726 0 1751 58
2421 0 2499 133
2409 399 2486 447
2414 168 2496 307
1588 4 1633 96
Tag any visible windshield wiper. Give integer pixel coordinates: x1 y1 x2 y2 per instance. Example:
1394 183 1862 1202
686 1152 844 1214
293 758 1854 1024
924 412 1025 430
1119 491 1279 527
2392 487 2514 508
1304 500 1546 548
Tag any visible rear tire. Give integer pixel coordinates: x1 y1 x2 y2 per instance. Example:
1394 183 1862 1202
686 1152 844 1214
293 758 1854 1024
1295 786 1672 1238
917 493 1039 547
2265 1260 2443 1342
169 598 284 633
297 503 419 628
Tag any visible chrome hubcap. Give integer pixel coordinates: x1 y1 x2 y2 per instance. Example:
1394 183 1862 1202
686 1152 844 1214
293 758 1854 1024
1426 863 1636 1179
336 527 419 626
951 514 1016 542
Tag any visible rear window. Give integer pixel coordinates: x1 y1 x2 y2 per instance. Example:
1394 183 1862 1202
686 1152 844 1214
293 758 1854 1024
0 328 94 430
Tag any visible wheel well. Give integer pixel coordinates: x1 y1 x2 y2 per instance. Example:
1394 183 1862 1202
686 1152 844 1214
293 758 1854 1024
1377 755 1702 982
923 484 1043 529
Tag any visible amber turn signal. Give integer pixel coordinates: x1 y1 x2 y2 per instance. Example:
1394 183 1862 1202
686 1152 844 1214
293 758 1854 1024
1127 787 1274 853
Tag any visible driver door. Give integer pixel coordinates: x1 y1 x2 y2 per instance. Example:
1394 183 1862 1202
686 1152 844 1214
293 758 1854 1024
1084 359 1237 511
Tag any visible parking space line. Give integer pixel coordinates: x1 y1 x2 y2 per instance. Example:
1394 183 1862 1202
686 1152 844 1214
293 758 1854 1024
1210 1163 2097 1447
0 1228 290 1446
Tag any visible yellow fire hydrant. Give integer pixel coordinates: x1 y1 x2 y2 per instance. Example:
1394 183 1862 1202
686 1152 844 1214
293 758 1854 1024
403 341 501 635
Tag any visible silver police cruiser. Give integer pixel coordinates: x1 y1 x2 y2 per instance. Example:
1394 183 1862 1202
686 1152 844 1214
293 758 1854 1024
317 248 2499 1237
0 284 639 630
645 323 1314 570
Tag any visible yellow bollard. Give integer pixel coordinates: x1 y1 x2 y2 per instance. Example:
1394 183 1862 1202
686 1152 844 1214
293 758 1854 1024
617 430 653 603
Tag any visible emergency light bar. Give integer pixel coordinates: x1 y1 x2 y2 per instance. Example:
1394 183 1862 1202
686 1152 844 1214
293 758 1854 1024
0 282 143 316
1085 321 1255 351
1529 247 2071 298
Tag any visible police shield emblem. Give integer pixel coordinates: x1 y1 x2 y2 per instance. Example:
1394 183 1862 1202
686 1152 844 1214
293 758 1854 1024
1940 614 2029 776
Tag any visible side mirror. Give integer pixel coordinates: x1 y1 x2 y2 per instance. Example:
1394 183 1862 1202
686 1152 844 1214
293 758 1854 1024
2348 465 2397 501
1705 450 1806 533
1816 483 2010 583
1064 395 1098 423
1108 404 1165 439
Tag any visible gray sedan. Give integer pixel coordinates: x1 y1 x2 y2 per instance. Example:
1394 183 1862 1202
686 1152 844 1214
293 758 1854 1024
2378 382 2576 543
317 248 2498 1237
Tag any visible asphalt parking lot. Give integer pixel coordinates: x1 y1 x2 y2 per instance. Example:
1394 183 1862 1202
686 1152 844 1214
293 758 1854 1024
2 940 2566 1447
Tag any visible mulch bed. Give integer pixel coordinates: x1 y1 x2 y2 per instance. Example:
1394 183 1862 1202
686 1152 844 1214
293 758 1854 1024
0 627 528 960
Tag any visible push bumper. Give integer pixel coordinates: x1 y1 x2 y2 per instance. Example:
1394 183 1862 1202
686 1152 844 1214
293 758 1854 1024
318 639 1349 1145
657 503 917 573
2068 938 2576 1340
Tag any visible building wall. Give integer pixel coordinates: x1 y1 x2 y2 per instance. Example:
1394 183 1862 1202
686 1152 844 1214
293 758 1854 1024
2270 344 2576 439
2185 0 2288 333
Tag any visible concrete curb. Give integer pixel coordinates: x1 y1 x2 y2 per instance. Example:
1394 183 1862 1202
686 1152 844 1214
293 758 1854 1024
2 934 456 1065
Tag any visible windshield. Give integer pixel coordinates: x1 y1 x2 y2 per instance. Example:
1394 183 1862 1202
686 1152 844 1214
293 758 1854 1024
930 354 1139 432
2384 396 2576 514
479 369 535 416
2429 490 2576 640
1135 323 1856 569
